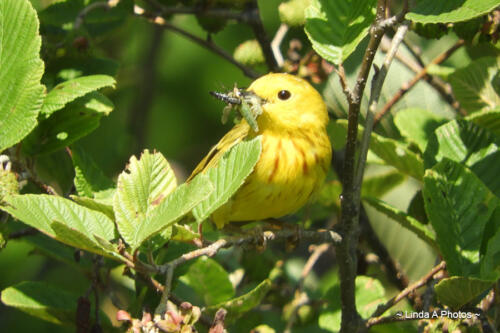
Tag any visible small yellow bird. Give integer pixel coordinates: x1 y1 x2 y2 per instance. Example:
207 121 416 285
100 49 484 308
189 73 332 228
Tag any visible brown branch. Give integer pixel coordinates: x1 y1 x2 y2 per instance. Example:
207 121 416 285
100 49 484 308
368 261 446 321
152 227 341 315
366 313 422 328
134 5 259 79
247 0 279 72
374 39 465 125
336 1 399 331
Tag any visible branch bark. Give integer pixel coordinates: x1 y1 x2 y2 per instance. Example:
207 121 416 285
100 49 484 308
336 1 408 331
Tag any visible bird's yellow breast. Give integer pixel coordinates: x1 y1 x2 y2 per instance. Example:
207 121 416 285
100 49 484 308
212 128 331 227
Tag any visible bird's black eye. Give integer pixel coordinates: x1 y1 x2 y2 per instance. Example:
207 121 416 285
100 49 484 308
277 90 291 100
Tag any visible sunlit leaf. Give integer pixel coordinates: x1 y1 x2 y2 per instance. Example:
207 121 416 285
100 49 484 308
305 0 376 64
0 0 45 152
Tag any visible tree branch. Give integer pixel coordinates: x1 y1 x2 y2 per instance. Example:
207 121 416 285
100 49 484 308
246 0 279 72
152 227 341 314
368 261 446 321
336 1 408 331
374 39 466 125
271 23 289 68
133 5 259 79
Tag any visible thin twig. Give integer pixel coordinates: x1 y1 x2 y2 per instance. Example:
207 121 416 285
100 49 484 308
247 0 279 72
74 1 112 30
368 261 446 320
285 243 331 333
134 5 259 79
374 39 465 125
144 1 247 21
271 23 289 68
355 21 410 190
152 228 341 315
334 63 353 103
366 313 422 327
380 36 463 114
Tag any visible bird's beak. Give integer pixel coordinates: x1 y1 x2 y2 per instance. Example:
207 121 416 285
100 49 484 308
209 88 264 133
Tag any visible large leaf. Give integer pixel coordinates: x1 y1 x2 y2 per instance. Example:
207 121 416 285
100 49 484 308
435 277 493 309
466 109 500 139
319 276 385 332
179 256 235 306
0 0 45 152
336 120 424 180
22 92 114 155
206 279 272 321
1 281 77 326
481 207 500 280
193 137 262 223
423 159 500 277
1 194 116 255
394 108 447 153
305 0 376 65
361 171 406 199
406 0 500 23
363 196 437 250
114 151 212 250
448 57 500 112
425 118 500 197
41 75 116 116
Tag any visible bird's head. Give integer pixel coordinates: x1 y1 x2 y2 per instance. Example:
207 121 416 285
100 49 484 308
246 73 329 133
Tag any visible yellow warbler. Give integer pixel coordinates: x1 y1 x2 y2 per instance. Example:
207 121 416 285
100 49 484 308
189 73 331 228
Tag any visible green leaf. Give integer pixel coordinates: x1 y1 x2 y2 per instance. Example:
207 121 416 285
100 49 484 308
179 256 235 306
448 57 500 112
50 221 112 257
481 207 500 280
114 151 212 250
207 279 272 322
22 92 114 155
0 0 45 152
363 196 437 250
193 137 262 222
425 118 500 197
406 0 500 23
1 281 78 326
435 277 493 309
336 120 424 180
1 194 116 255
113 150 177 249
70 193 115 221
423 159 500 277
70 145 114 197
319 276 385 332
362 171 406 198
466 109 500 139
305 0 376 64
42 75 116 116
394 108 447 153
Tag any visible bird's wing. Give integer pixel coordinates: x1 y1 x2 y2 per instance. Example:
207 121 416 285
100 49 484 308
187 121 250 182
